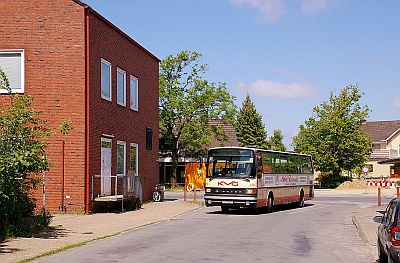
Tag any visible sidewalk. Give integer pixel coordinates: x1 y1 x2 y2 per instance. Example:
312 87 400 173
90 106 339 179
0 200 201 263
348 186 398 262
352 204 384 262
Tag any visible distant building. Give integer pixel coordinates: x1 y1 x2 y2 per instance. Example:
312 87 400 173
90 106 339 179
361 120 400 178
159 119 239 185
0 0 159 213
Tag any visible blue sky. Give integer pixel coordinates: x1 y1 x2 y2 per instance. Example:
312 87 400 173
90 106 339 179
85 0 400 148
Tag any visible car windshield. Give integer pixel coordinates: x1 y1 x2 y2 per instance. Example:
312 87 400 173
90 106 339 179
207 149 255 178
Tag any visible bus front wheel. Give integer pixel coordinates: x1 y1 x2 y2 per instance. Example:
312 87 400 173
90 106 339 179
298 191 305 208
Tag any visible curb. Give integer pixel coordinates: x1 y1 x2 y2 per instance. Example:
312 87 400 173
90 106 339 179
352 215 376 263
352 215 369 244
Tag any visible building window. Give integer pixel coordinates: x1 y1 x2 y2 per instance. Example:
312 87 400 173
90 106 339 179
0 50 24 94
117 68 126 106
130 143 138 176
373 144 381 150
101 59 112 101
146 127 153 150
117 141 126 176
130 75 138 111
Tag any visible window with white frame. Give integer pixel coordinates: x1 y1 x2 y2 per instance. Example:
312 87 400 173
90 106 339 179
0 50 24 93
101 59 112 101
130 143 138 176
117 141 126 176
117 68 126 106
130 75 138 111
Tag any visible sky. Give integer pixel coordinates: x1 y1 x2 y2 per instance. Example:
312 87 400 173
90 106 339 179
85 0 400 148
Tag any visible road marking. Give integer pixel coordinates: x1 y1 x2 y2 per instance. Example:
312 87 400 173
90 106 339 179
286 204 328 215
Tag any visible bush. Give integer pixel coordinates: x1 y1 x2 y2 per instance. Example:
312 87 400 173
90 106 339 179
317 172 349 189
10 211 52 238
0 69 50 240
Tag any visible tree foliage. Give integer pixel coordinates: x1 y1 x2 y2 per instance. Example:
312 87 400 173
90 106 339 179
269 129 286 152
292 85 372 176
236 94 268 148
0 68 50 240
159 51 236 185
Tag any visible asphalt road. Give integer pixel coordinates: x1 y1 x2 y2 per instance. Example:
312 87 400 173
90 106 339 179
36 191 382 263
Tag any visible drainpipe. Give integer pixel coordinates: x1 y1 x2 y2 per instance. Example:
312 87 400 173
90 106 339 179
84 6 91 214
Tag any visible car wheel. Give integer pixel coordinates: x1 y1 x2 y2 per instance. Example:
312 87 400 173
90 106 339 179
378 242 387 263
221 206 230 213
388 250 394 263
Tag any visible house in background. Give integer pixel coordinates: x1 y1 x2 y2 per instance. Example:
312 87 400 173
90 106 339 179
361 120 400 178
159 119 239 186
0 0 159 213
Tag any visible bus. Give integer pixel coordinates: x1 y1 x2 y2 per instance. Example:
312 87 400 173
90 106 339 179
204 147 314 212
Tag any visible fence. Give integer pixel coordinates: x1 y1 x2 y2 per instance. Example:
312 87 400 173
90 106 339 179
91 172 143 211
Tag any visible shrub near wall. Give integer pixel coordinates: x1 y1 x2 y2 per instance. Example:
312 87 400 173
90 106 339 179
0 72 51 239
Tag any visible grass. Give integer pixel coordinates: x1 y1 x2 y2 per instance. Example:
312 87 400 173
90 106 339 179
17 232 122 263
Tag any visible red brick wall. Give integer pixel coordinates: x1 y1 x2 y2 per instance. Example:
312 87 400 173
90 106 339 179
88 13 159 203
0 0 87 212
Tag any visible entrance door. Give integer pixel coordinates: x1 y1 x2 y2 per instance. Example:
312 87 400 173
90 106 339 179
101 138 112 196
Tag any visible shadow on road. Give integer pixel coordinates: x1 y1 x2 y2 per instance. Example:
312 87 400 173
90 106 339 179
206 203 315 216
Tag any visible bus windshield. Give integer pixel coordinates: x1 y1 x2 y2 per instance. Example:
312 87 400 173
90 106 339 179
207 148 255 178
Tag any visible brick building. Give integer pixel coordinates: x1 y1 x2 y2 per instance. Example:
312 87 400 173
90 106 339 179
0 0 159 213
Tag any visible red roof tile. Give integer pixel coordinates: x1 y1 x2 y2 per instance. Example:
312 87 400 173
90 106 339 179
361 120 400 142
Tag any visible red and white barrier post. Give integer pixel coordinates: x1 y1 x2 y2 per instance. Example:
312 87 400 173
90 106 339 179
367 181 397 206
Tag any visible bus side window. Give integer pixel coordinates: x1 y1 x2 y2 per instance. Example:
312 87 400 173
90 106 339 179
256 154 263 179
262 154 273 173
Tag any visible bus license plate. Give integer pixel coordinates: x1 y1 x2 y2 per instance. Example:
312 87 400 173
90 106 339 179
222 201 234 204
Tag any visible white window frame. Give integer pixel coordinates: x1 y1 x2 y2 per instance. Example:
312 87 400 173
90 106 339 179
0 49 25 94
130 75 138 111
130 143 139 176
117 140 126 176
101 58 112 101
117 68 126 107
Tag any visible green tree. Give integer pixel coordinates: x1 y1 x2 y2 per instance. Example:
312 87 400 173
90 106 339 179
236 94 268 148
269 129 286 151
292 84 372 177
159 51 236 186
0 68 50 239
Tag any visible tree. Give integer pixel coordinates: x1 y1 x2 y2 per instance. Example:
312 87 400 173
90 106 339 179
0 68 50 239
292 85 372 177
159 51 236 186
236 94 268 148
269 129 286 151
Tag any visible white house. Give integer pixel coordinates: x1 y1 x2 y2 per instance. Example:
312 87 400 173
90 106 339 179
362 120 400 178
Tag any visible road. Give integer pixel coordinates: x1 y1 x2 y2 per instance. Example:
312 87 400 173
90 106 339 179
36 190 382 263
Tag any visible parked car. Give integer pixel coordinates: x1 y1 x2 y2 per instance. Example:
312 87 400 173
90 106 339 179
374 198 400 263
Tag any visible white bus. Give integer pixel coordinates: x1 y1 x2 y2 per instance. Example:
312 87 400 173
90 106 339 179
204 147 314 212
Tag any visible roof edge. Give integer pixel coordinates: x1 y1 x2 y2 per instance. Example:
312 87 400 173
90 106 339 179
386 127 400 142
74 0 160 62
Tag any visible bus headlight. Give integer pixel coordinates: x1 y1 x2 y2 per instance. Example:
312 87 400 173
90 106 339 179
246 189 257 194
206 188 211 193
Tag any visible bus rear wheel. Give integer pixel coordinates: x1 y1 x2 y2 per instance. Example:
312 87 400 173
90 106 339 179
267 196 274 213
